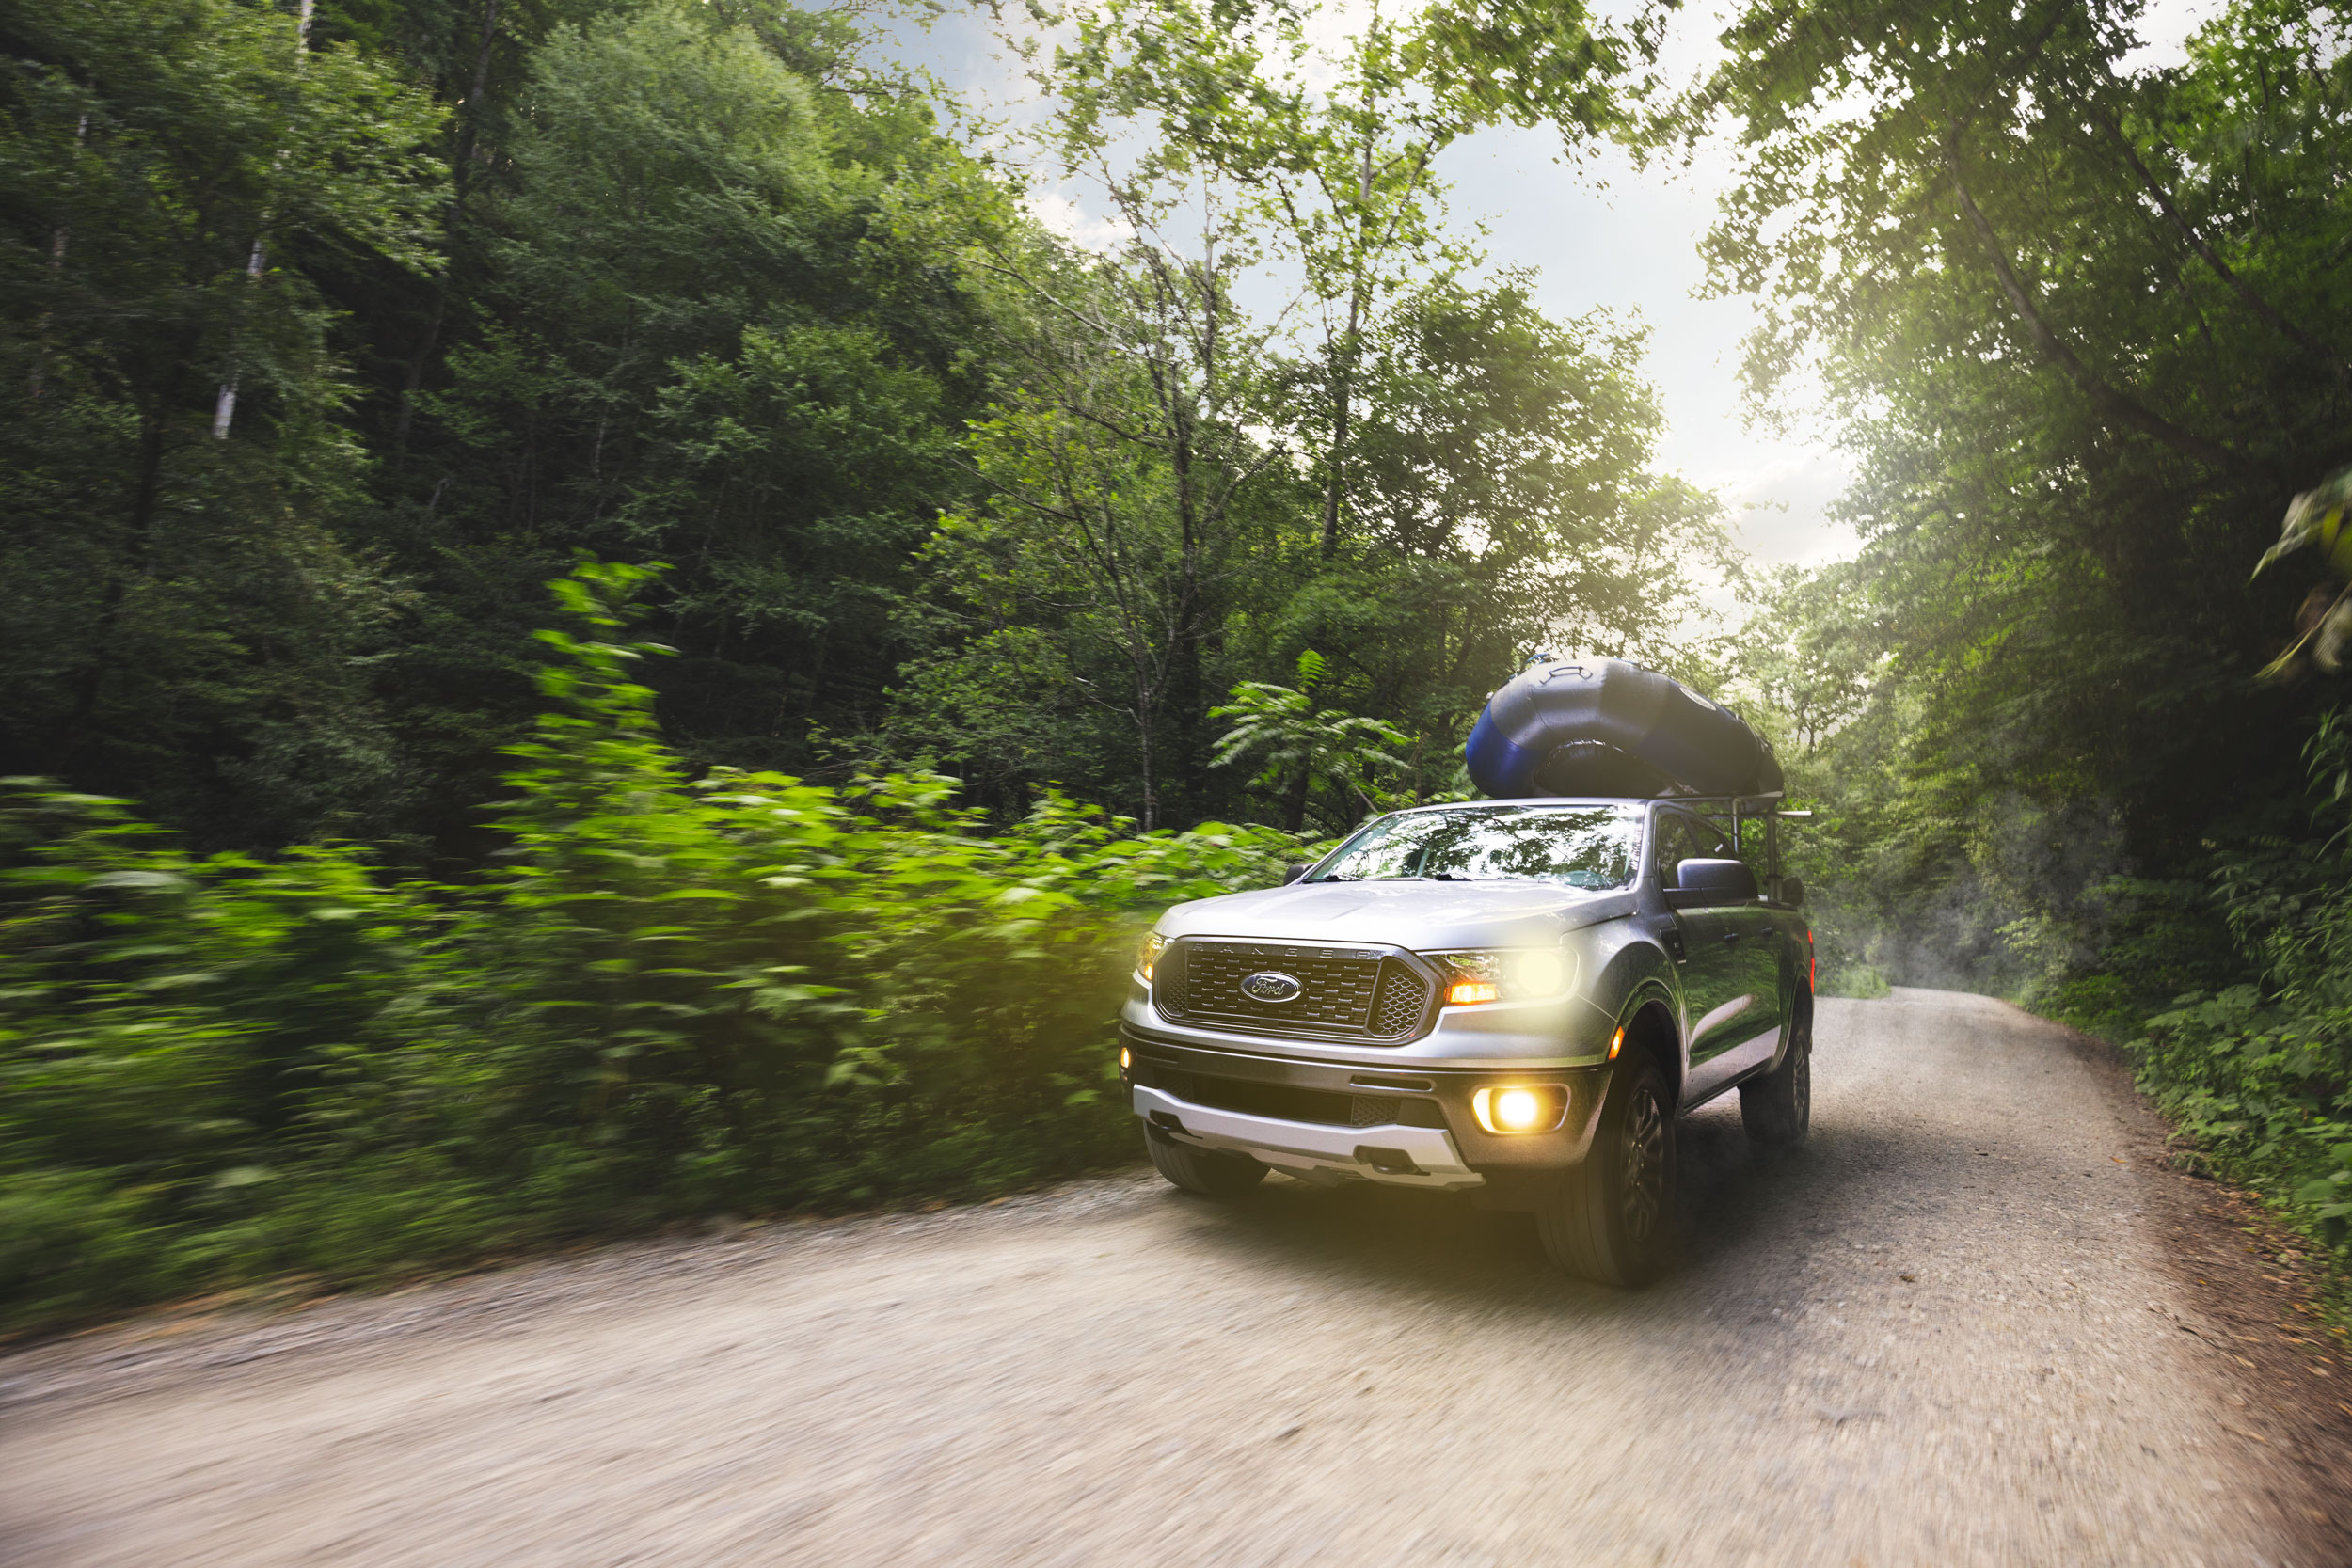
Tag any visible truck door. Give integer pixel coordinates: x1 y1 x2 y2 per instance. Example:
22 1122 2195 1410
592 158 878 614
1658 811 1746 1068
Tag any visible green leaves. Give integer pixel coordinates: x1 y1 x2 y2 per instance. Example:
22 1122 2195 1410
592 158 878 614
0 558 1311 1331
2253 467 2352 584
1209 652 1413 832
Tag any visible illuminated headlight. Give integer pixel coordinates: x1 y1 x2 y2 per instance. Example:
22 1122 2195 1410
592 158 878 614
1136 933 1167 982
1472 1084 1568 1133
1426 948 1576 1006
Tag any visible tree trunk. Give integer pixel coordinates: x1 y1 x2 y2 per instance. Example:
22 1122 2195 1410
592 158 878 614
213 0 314 440
1283 762 1310 832
1320 135 1375 562
54 408 169 768
396 0 501 452
1136 688 1158 832
29 114 87 398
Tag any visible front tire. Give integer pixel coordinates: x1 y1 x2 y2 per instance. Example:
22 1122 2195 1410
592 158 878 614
1740 990 1812 1149
1145 1126 1267 1198
1537 1054 1677 1286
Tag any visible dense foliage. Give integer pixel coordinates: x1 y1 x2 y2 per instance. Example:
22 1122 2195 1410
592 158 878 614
1690 0 2352 1291
0 0 1710 852
0 561 1304 1329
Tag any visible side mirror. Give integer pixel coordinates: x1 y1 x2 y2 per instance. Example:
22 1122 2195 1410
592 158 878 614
1280 863 1313 885
1776 875 1806 908
1670 857 1757 906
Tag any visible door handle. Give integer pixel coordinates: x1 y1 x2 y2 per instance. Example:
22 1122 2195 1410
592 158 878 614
1721 931 1741 945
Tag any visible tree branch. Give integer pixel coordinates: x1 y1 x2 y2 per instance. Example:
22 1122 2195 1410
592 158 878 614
1942 141 2247 473
2091 105 2352 389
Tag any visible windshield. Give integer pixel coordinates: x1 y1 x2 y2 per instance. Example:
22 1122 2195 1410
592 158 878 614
1309 804 1645 890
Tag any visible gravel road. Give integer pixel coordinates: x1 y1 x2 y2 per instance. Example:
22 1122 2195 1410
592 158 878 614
5 990 2348 1567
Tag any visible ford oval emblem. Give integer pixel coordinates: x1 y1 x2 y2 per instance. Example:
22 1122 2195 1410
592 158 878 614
1240 970 1303 1004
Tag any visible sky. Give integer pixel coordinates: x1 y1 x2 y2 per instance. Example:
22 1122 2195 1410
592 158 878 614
871 0 2227 584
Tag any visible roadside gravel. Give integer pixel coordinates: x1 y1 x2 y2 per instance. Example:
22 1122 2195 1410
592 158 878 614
4 990 2346 1566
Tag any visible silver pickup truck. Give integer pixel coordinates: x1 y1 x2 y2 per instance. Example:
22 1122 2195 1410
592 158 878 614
1119 795 1813 1286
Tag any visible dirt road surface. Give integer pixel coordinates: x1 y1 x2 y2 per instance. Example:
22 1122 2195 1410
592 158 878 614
5 990 2348 1566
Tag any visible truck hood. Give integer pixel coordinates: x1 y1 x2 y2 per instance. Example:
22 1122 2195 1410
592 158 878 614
1156 880 1636 951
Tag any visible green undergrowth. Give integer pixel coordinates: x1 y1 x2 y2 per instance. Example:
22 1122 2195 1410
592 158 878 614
2031 735 2352 1339
0 562 1305 1336
2048 981 2352 1342
1815 962 1892 1000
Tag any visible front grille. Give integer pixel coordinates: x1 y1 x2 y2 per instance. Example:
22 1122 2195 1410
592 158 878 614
1349 1094 1445 1129
1372 965 1428 1036
1157 942 1432 1040
1142 1064 1445 1131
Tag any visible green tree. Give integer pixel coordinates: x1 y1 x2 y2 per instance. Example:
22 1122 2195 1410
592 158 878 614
1210 650 1411 832
0 0 447 845
1677 0 2351 984
1049 0 1655 561
377 1 1013 840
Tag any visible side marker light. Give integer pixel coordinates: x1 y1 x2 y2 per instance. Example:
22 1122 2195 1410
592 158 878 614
1120 1046 1131 1070
1608 1026 1626 1061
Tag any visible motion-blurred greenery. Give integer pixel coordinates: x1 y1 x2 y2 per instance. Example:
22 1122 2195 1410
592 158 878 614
0 561 1305 1332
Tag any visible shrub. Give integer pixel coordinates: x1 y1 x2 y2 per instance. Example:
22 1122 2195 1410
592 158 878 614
0 561 1306 1333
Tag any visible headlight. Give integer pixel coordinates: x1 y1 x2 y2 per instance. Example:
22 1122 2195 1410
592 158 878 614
1425 948 1576 1006
1136 933 1167 982
1472 1084 1568 1133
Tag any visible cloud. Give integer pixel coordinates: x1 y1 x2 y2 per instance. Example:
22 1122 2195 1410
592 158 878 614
1020 187 1132 252
1715 449 1859 567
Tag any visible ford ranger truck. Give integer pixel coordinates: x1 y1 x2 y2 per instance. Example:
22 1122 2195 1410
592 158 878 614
1119 796 1813 1287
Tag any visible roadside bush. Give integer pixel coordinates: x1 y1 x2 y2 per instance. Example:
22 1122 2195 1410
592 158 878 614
2046 719 2352 1299
0 561 1303 1333
1815 962 1891 999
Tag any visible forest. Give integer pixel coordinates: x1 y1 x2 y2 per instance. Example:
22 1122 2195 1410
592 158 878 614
1 0 2347 1332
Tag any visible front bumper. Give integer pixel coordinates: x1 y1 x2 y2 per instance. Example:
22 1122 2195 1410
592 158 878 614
1137 1085 1485 1190
1122 1025 1609 1192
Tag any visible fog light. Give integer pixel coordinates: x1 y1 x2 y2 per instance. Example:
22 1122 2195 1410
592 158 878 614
1471 1084 1566 1134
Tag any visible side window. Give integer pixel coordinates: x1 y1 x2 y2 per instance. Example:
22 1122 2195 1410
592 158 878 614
1651 816 1685 883
1687 816 1730 859
1656 813 1722 885
1727 812 1770 877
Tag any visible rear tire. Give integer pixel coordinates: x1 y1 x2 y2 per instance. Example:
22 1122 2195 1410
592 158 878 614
1145 1126 1267 1198
1740 990 1812 1149
1536 1054 1677 1287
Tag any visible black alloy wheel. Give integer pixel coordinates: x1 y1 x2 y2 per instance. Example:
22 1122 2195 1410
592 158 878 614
1536 1053 1678 1287
1617 1078 1668 1243
1740 989 1813 1149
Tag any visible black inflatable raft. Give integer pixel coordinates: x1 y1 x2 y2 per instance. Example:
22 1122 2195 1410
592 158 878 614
1465 657 1783 800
